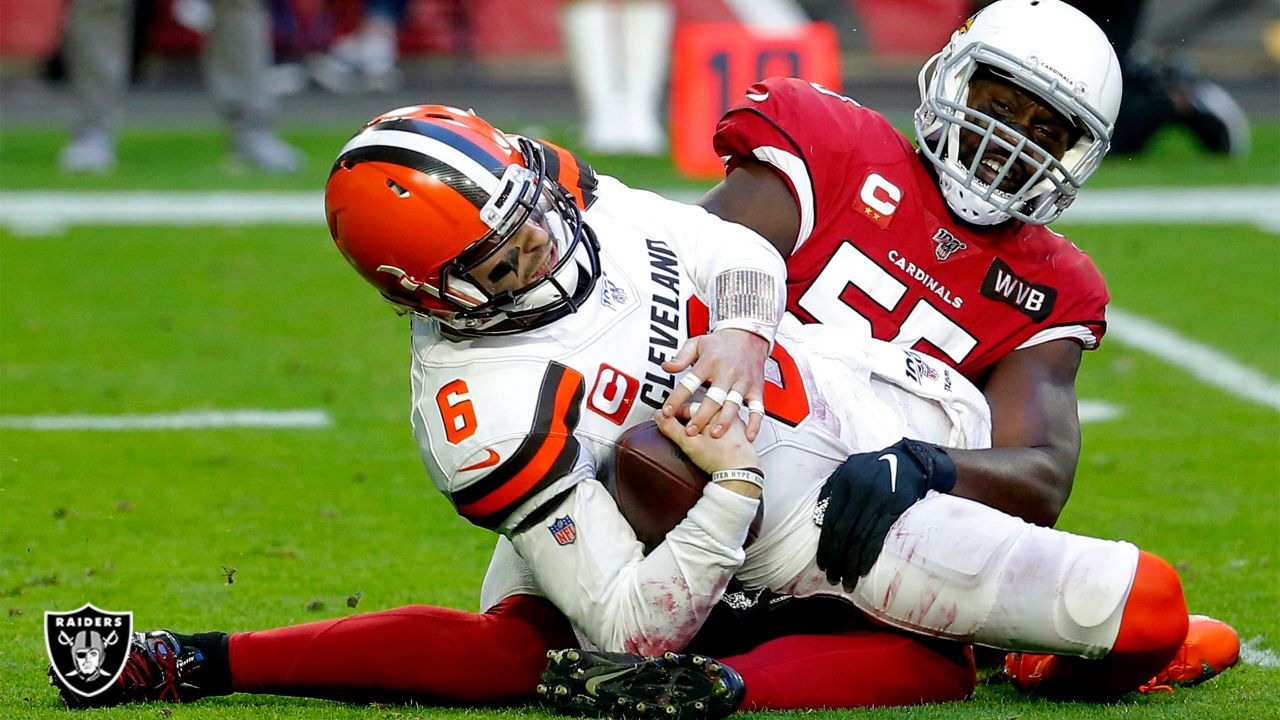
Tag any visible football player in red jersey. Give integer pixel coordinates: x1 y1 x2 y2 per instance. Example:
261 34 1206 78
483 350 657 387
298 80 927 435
682 0 1240 702
696 0 1116 580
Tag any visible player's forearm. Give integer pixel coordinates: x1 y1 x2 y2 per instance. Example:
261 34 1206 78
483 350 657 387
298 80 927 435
512 480 756 655
945 445 1076 527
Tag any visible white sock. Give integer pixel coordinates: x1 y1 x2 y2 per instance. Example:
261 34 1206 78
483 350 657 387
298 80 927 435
619 0 675 155
562 1 626 151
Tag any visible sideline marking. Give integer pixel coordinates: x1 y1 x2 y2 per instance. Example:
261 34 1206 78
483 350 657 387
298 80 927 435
1077 400 1122 423
1107 308 1280 412
1242 636 1280 668
2 188 1276 411
0 409 333 431
2 187 1278 233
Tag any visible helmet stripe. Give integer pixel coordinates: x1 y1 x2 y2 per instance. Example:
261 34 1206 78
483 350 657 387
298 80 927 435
368 118 506 175
336 145 489 209
335 125 509 206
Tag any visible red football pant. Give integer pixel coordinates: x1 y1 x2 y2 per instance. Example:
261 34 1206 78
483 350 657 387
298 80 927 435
229 595 575 703
727 631 975 708
228 594 973 708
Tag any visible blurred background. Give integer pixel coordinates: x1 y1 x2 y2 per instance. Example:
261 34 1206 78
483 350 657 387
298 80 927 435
0 0 1275 177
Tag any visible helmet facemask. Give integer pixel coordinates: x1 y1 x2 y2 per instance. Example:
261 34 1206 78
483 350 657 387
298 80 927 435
428 138 600 336
916 41 1113 225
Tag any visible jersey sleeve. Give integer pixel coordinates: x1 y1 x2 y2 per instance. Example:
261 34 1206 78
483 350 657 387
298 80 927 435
511 471 760 654
590 175 786 341
1015 237 1110 352
413 359 587 534
712 77 912 253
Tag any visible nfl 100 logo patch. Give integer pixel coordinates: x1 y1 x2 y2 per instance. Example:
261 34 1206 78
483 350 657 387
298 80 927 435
548 515 578 545
45 603 133 700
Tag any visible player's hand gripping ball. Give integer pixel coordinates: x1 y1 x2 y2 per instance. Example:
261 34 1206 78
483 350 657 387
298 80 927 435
603 421 762 554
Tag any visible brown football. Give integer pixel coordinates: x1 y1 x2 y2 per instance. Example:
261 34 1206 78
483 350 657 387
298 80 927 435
601 421 762 554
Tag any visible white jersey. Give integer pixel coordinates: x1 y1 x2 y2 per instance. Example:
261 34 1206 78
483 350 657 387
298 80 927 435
413 175 1137 660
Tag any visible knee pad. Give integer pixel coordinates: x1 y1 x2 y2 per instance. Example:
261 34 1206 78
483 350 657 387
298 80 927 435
848 494 1139 658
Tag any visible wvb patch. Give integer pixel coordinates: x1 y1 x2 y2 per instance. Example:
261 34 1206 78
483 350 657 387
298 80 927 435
980 258 1056 321
45 603 133 700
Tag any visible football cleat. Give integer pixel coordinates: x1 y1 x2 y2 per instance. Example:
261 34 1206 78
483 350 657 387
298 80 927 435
537 648 745 720
1140 615 1241 692
49 630 210 708
229 126 303 175
1004 614 1242 697
59 127 117 174
1002 651 1057 694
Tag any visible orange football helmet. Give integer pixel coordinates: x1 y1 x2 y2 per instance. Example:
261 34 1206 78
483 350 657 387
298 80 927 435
325 104 600 335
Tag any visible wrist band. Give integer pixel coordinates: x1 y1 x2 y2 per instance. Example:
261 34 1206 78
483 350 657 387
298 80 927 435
711 467 765 491
710 269 782 338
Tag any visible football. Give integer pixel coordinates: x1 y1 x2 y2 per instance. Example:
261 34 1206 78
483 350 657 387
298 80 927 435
602 421 761 554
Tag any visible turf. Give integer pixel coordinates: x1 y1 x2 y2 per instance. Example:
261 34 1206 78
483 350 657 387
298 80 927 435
2 121 1277 192
1 120 1278 719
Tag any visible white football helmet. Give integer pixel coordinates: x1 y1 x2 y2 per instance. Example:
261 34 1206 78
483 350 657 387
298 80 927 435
914 0 1122 225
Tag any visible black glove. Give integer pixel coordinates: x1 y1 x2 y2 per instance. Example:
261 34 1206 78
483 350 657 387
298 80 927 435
815 438 957 588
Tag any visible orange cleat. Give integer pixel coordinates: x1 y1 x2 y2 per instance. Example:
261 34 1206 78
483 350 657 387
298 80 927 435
1140 615 1240 692
1002 651 1057 694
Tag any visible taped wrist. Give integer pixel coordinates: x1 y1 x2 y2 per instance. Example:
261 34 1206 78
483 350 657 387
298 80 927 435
710 269 783 346
903 439 958 494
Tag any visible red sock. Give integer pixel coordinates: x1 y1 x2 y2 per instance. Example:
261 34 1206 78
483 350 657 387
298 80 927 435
722 630 975 709
228 594 574 703
1034 550 1189 699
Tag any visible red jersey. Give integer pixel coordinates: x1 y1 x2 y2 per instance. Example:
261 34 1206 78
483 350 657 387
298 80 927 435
712 77 1109 380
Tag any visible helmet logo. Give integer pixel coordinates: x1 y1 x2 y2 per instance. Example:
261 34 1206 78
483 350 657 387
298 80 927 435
957 15 975 34
480 164 538 235
377 264 429 291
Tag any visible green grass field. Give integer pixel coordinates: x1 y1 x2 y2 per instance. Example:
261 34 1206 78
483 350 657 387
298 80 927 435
1 121 1278 720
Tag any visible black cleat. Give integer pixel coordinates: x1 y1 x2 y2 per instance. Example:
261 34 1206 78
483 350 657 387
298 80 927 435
537 648 745 719
50 630 210 708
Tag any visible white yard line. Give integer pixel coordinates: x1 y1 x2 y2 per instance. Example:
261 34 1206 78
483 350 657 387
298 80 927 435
1 187 1277 413
1242 636 1280 668
0 409 332 431
2 187 1279 233
1107 308 1280 412
1063 187 1280 232
1077 400 1122 423
0 191 324 235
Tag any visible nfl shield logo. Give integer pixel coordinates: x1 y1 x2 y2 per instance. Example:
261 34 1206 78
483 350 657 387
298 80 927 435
932 228 968 261
45 603 133 700
549 516 578 545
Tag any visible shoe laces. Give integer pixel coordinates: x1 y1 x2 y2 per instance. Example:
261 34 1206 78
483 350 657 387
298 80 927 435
1139 680 1174 694
118 635 182 702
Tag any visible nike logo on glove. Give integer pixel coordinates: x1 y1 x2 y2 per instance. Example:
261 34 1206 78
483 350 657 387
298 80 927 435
878 453 898 492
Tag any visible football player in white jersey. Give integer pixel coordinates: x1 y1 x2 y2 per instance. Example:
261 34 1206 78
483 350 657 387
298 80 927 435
53 106 1210 716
